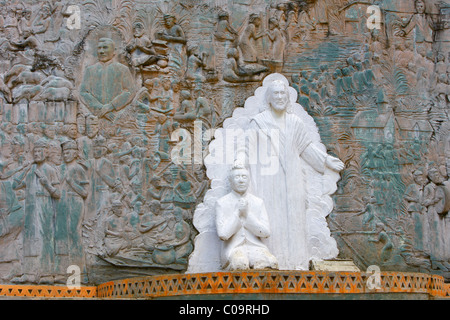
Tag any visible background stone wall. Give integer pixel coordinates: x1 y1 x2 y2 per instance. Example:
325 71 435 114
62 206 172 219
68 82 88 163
0 0 449 284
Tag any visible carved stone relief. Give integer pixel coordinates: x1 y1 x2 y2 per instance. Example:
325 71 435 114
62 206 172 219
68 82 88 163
0 0 448 284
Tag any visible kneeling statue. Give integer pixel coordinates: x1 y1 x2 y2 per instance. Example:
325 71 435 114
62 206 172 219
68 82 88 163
215 161 278 271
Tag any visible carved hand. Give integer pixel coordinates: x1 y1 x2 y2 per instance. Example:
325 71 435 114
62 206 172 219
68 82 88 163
238 198 248 218
98 104 115 118
326 156 345 172
39 176 50 187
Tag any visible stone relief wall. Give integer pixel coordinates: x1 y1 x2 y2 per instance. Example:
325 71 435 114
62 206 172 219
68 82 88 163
0 0 449 284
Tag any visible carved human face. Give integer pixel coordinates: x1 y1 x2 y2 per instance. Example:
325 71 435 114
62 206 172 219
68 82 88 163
93 146 106 159
77 115 86 135
150 201 161 215
134 24 144 37
230 168 250 195
428 168 442 184
86 116 99 139
132 181 141 194
1 142 12 159
41 5 51 18
111 203 123 216
44 125 56 139
162 79 171 90
33 146 46 163
63 148 77 163
97 40 115 63
269 20 276 30
67 124 78 139
268 82 289 113
163 172 173 184
416 1 425 14
164 16 175 28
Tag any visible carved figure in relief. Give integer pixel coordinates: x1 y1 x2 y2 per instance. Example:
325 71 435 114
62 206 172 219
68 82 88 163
215 161 278 271
194 89 212 121
31 3 52 37
102 200 132 257
55 140 88 267
79 38 136 121
267 17 285 62
238 13 265 63
127 21 167 71
223 48 267 83
174 90 196 122
0 139 24 240
88 135 120 214
173 169 195 210
138 200 173 256
156 14 186 74
424 165 446 265
12 138 60 284
404 169 428 251
398 0 435 48
214 11 238 42
185 44 208 82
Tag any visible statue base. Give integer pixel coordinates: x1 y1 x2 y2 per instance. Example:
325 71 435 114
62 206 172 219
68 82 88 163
96 271 450 300
0 271 448 300
309 259 361 272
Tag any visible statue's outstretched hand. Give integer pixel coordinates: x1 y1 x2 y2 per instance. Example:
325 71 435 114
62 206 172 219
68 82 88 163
326 156 345 172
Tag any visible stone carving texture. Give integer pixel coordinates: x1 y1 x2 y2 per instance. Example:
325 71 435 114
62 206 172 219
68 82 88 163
0 0 448 284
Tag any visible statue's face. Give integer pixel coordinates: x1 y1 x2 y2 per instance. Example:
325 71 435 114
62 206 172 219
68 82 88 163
428 169 441 184
416 1 425 13
33 146 46 163
97 41 115 62
63 148 77 163
268 82 289 112
112 204 123 216
164 17 175 28
93 146 106 159
1 142 12 159
44 125 56 139
413 173 424 185
67 125 78 139
230 168 249 194
86 118 99 139
134 25 144 37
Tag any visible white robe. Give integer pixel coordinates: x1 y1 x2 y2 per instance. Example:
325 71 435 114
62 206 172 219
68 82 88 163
215 190 274 269
247 110 329 270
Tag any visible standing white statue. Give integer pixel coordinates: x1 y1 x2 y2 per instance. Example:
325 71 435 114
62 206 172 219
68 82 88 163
241 78 344 270
215 161 278 271
187 73 343 273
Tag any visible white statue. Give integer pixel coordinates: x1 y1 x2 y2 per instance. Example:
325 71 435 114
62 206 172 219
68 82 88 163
215 161 278 271
187 73 343 273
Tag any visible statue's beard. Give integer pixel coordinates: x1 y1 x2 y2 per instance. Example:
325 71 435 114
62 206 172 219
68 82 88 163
270 101 288 112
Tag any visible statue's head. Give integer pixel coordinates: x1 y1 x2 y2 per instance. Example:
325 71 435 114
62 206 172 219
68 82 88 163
229 160 250 195
249 13 261 27
163 14 176 28
415 0 426 13
33 138 48 163
149 200 161 215
427 164 442 184
268 17 278 30
86 114 99 139
0 139 12 160
93 135 107 159
62 139 78 163
97 38 115 63
133 22 145 37
265 79 292 113
111 200 123 216
412 170 424 185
